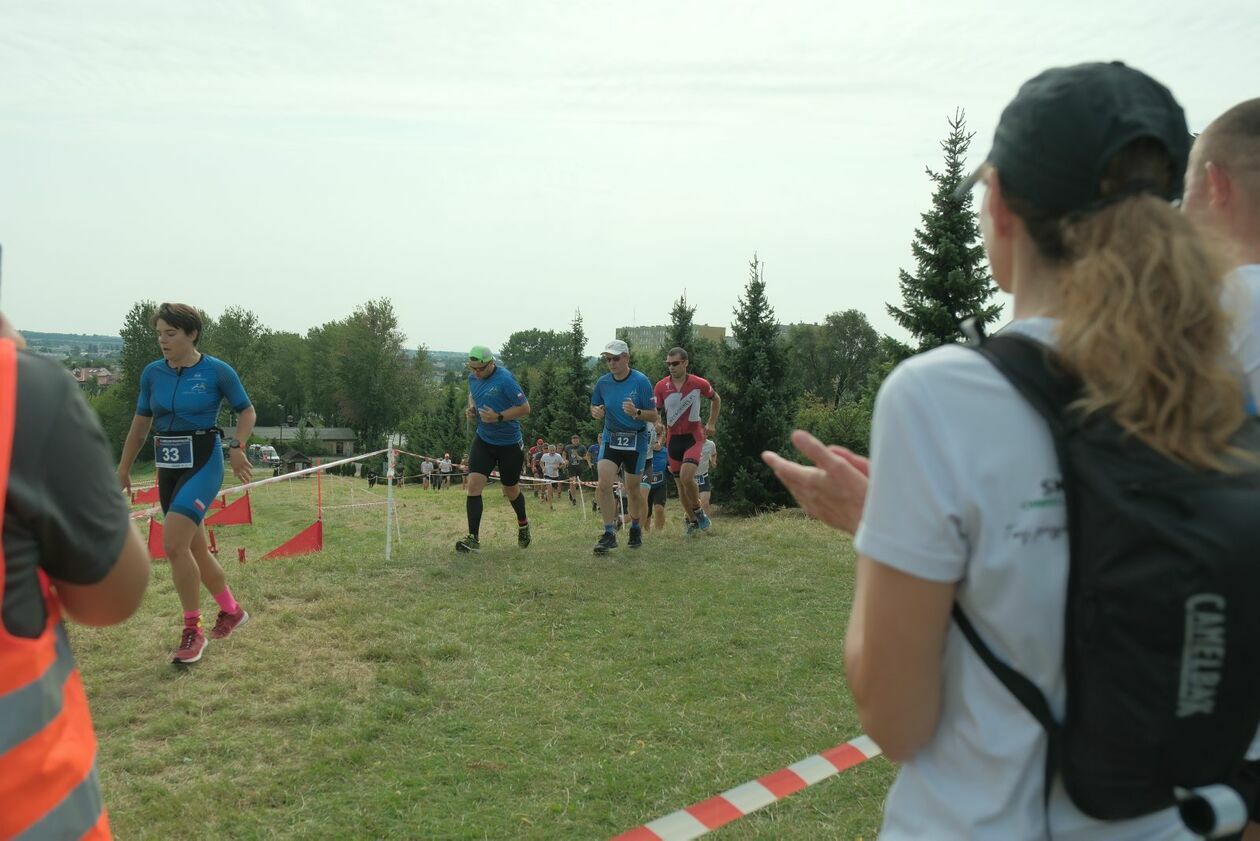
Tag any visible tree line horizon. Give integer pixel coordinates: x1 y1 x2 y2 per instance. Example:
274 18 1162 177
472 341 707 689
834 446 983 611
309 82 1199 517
86 111 998 515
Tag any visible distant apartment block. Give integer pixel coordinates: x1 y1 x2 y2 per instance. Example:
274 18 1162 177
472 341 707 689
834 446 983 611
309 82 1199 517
615 324 727 353
71 367 116 388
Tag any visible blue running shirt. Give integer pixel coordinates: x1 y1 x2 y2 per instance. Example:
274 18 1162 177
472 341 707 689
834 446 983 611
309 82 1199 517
469 364 528 445
646 445 669 485
591 369 654 440
136 354 252 433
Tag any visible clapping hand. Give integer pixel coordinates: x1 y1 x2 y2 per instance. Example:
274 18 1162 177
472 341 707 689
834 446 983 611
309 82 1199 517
762 429 870 535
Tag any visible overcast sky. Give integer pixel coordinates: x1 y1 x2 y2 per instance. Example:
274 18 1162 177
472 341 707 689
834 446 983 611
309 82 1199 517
1 1 1256 356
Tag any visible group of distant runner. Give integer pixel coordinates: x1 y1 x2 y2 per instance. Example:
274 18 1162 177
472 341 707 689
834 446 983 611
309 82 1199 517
94 305 723 664
454 340 722 555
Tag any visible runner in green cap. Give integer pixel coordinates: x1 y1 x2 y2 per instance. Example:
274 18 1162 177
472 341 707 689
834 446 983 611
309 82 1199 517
456 345 533 552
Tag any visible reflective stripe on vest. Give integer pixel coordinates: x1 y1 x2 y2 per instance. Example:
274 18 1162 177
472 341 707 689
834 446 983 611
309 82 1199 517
0 338 110 840
15 763 108 841
0 624 76 754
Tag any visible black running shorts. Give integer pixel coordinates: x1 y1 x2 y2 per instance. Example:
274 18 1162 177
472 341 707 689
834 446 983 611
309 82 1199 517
468 435 525 486
667 433 703 474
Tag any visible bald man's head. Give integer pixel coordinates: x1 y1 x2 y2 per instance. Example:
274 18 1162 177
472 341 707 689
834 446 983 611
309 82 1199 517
1197 99 1260 176
1184 99 1260 259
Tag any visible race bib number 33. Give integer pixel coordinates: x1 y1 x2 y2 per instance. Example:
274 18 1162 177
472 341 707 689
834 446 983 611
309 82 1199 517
154 435 194 469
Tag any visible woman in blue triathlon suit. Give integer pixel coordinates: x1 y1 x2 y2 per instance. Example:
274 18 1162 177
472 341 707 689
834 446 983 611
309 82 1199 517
117 303 256 664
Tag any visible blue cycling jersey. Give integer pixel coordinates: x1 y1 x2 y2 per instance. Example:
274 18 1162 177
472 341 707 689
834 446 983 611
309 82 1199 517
592 369 654 437
469 364 528 446
136 354 251 433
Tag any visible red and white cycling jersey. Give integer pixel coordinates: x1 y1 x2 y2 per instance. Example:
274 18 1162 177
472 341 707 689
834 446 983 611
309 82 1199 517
654 374 715 439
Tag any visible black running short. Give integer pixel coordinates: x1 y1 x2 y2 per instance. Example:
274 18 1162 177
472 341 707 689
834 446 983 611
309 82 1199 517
667 433 702 474
647 482 667 509
156 429 223 524
567 464 583 478
468 435 525 486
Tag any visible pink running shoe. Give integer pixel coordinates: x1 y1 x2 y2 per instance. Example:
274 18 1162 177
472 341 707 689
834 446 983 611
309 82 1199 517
210 607 250 640
172 626 207 664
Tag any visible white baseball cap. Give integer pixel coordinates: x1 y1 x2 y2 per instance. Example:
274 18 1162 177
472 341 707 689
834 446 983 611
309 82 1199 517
602 339 629 357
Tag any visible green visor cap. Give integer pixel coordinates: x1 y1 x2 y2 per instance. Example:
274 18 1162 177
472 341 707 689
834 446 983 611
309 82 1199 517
468 345 495 363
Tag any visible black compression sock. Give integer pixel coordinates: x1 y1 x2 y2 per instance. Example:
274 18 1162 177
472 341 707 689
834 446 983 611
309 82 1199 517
510 493 528 524
467 495 484 536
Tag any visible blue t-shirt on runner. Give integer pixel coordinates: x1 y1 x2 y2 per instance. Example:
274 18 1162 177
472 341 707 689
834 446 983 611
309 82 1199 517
645 445 669 485
136 354 252 433
591 370 654 442
469 364 528 446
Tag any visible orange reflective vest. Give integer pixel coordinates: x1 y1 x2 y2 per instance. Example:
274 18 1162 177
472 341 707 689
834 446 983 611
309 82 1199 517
0 338 111 840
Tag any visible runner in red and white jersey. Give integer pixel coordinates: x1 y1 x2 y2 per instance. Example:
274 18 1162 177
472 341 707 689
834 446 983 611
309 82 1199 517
653 346 721 535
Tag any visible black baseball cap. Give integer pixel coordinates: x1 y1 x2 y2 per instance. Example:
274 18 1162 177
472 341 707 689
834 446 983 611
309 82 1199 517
956 62 1191 215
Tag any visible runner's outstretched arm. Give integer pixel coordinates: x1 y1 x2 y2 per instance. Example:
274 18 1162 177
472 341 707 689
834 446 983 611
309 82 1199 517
705 392 721 436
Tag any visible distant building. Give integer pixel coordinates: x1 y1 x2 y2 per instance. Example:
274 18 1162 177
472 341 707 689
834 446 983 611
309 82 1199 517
615 324 727 353
70 367 116 388
224 425 358 456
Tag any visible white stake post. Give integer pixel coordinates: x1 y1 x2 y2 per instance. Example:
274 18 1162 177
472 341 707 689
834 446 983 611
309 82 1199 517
385 448 396 561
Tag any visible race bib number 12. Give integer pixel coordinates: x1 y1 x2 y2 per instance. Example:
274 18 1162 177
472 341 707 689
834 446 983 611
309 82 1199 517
610 431 638 452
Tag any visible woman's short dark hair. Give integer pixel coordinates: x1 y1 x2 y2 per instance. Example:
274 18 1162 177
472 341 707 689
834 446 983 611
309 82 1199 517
150 303 204 344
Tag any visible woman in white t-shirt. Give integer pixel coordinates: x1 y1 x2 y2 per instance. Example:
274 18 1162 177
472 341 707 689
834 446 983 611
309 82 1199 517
766 63 1250 840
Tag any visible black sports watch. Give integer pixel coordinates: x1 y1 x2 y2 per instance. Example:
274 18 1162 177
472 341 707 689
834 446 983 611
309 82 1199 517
228 438 243 449
497 412 504 423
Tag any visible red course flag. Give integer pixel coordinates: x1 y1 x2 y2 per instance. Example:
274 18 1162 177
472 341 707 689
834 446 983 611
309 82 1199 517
205 492 252 526
262 520 323 559
132 486 160 505
147 518 166 560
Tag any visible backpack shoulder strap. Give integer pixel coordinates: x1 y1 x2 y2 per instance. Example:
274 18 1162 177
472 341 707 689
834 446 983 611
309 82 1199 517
951 605 1060 734
957 326 1070 814
973 331 1079 436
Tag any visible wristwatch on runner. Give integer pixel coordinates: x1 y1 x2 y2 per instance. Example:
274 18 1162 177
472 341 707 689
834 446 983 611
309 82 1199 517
228 438 243 449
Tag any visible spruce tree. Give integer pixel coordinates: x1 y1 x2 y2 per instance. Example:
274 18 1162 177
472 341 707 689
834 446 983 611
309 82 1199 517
557 311 593 436
665 294 696 352
716 255 792 514
440 377 470 461
888 109 1002 350
529 358 562 442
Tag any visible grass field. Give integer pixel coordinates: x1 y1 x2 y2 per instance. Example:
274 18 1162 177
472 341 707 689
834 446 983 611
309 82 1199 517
74 470 895 839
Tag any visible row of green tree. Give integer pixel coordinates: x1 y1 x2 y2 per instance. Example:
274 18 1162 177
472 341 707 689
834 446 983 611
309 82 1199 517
90 299 429 463
90 112 998 514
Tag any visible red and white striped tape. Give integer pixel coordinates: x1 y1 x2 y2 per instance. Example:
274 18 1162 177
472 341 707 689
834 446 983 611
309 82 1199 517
126 448 391 520
611 735 882 841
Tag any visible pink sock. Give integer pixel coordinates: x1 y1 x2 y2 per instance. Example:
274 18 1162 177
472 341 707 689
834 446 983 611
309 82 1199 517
183 610 201 628
212 587 240 615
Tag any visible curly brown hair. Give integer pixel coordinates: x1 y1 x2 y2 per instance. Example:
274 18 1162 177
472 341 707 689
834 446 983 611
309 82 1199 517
1005 139 1244 470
